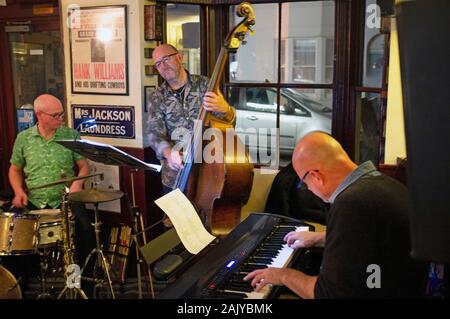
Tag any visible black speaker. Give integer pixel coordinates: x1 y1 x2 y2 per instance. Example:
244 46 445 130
396 0 450 263
182 22 200 49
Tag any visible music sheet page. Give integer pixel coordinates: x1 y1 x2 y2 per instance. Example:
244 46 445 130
155 189 216 254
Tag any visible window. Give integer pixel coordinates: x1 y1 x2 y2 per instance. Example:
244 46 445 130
293 39 316 83
227 1 335 166
229 86 332 164
166 4 201 75
354 0 390 165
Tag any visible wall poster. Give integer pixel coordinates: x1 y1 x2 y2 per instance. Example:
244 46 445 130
69 5 128 95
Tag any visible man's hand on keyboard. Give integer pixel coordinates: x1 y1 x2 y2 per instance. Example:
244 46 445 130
284 231 326 249
243 268 285 292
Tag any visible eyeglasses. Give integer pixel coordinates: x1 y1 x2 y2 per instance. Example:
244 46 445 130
41 111 65 119
154 52 178 69
297 169 319 189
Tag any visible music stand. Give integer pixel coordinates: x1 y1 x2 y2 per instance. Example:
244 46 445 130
57 139 161 299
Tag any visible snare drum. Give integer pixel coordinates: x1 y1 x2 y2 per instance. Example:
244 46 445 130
0 212 39 255
0 265 22 299
29 209 74 248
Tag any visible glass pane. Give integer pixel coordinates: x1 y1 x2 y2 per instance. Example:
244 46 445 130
279 88 332 166
229 87 332 166
8 31 64 110
363 0 385 87
166 4 200 75
356 92 383 164
229 86 277 166
229 4 279 83
281 1 335 84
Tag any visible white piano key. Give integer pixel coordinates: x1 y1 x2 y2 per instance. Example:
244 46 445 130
244 225 311 298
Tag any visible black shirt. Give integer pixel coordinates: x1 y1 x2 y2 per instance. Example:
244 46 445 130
314 174 428 298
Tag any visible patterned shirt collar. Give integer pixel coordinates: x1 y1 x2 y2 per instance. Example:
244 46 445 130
31 124 62 142
160 70 192 95
328 161 381 204
30 124 40 136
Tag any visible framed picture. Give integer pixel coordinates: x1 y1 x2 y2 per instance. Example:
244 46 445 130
68 6 128 95
144 4 163 41
145 65 157 76
144 47 153 59
144 86 156 112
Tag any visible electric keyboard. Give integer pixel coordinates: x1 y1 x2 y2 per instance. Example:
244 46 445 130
158 213 312 299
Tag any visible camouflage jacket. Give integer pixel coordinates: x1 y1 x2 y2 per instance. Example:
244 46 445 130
146 73 235 188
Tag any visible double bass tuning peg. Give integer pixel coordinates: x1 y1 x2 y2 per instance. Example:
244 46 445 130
235 31 246 38
246 20 256 27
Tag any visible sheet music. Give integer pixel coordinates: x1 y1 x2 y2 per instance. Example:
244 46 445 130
155 189 216 255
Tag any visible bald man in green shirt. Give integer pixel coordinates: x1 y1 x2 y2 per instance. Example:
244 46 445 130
9 94 89 208
8 94 95 294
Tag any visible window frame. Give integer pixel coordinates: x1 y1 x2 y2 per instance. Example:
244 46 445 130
224 1 335 167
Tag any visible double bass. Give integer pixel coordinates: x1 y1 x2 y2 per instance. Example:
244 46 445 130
173 2 256 235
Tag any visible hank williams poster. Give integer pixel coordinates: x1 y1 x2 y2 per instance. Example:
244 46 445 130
69 5 128 95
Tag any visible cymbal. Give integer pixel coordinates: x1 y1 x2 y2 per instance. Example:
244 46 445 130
68 189 124 203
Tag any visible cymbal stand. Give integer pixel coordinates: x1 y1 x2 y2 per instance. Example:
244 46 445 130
36 248 52 299
79 202 116 299
129 168 154 299
57 189 88 299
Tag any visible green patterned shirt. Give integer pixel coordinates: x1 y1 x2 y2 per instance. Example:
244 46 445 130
10 124 85 208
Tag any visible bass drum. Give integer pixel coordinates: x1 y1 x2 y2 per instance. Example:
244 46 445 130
0 265 22 299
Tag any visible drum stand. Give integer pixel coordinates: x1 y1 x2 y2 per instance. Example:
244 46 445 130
36 248 52 299
36 245 64 299
57 192 88 300
79 202 115 299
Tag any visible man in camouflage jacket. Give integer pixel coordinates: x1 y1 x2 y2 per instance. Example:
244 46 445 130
147 44 235 191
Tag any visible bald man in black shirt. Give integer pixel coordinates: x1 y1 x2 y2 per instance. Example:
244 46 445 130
244 132 428 298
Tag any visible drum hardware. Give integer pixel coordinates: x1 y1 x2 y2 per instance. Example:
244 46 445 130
26 209 72 299
55 139 161 298
56 189 88 299
35 247 52 299
68 189 124 299
25 174 103 299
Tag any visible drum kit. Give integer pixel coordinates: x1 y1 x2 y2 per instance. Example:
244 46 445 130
0 174 123 299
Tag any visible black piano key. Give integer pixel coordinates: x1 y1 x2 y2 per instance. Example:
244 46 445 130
249 256 274 263
257 248 279 253
240 264 268 272
225 284 254 292
217 291 247 299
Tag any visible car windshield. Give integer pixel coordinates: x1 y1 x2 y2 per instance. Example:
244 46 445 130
283 89 332 113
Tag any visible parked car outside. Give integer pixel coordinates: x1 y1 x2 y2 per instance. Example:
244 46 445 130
228 87 332 162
